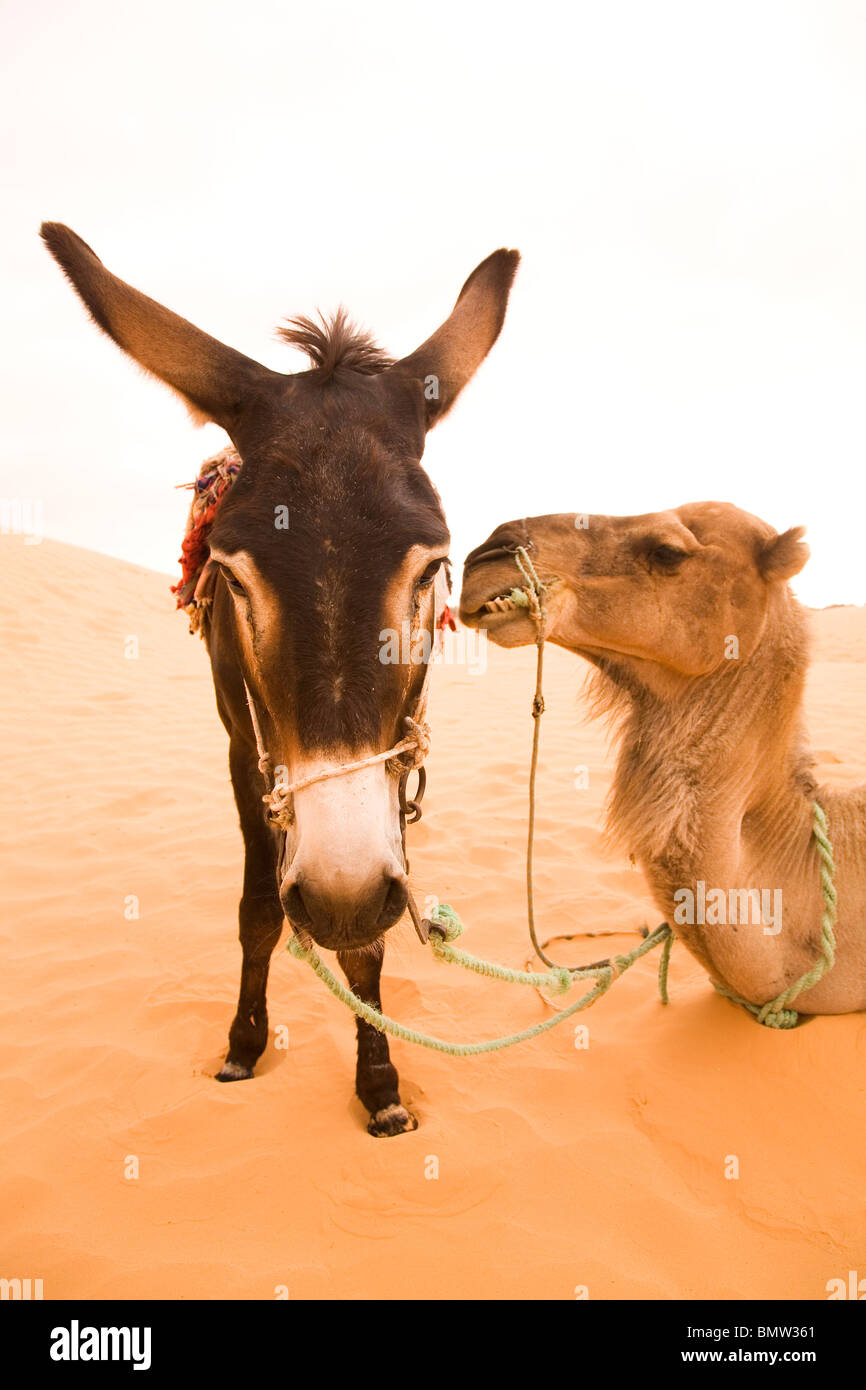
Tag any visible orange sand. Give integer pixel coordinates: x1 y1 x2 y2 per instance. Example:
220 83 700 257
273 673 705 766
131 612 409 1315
1 536 864 1301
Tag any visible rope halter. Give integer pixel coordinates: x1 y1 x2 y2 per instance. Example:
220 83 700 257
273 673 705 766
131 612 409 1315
240 562 450 831
242 680 431 831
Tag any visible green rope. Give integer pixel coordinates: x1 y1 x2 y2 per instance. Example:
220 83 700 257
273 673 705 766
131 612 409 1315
424 905 573 996
711 801 836 1029
287 915 673 1056
657 927 673 1006
285 801 836 1046
512 546 559 975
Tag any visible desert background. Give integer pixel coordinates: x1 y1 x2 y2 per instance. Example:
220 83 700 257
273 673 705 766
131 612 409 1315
1 532 863 1300
3 0 866 1307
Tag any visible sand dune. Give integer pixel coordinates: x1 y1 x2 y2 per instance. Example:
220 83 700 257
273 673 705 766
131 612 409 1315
1 535 864 1300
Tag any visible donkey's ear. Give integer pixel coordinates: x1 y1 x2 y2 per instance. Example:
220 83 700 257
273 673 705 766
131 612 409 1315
389 248 520 426
40 223 274 429
759 526 809 581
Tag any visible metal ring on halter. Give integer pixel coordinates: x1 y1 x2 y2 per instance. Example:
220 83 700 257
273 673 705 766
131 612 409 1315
398 766 430 944
398 765 427 825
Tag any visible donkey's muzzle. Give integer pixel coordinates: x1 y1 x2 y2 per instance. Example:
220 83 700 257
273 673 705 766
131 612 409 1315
281 869 408 950
278 754 408 949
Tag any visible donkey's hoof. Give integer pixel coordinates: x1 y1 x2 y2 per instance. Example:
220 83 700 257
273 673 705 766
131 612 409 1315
367 1103 418 1137
216 1060 255 1082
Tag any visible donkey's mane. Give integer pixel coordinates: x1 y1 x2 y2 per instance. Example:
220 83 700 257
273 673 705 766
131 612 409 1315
277 307 394 381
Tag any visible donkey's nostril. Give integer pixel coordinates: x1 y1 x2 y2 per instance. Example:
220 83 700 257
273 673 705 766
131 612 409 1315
377 874 408 930
282 868 408 945
284 882 313 929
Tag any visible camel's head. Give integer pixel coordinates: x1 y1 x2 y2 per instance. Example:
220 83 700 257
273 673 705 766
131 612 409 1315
460 502 809 689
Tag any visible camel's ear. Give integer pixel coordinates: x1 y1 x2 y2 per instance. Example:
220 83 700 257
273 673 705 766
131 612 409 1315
759 526 809 581
389 248 520 427
40 222 275 430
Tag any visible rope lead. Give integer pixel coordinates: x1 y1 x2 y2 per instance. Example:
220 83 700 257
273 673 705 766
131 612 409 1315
711 802 837 1028
288 916 674 1056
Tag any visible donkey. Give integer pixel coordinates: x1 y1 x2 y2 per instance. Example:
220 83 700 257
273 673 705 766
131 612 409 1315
42 224 519 1134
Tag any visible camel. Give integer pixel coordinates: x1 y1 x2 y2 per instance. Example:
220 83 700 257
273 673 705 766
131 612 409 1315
460 502 866 1016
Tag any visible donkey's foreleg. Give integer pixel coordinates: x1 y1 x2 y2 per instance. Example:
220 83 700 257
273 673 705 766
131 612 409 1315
337 943 418 1137
217 860 283 1080
217 742 284 1082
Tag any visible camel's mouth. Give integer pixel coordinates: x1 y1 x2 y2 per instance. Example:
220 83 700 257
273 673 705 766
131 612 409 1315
463 604 537 646
479 588 532 616
460 526 556 645
460 562 544 645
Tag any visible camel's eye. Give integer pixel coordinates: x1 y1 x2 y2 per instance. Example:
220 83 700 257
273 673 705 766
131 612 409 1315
649 544 689 571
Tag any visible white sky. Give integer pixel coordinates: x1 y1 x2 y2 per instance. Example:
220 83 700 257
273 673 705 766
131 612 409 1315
3 0 865 606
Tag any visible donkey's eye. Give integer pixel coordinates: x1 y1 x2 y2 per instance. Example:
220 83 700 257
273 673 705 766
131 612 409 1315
649 544 689 571
220 565 248 598
415 559 444 591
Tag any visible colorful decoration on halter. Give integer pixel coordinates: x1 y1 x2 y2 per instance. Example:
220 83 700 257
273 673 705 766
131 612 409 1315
171 446 242 632
172 444 457 643
437 604 457 633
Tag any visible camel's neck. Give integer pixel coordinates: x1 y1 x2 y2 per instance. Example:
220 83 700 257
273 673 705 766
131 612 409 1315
598 595 829 999
605 595 814 862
